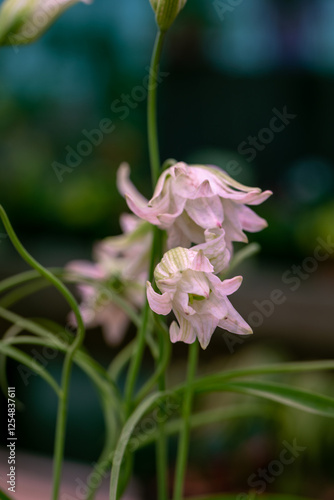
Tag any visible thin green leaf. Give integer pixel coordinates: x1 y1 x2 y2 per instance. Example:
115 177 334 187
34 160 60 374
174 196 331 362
0 268 58 294
0 279 49 308
136 404 265 451
217 380 334 418
191 360 334 390
0 324 23 396
175 361 334 401
109 391 172 500
0 342 61 396
2 334 122 500
0 306 62 343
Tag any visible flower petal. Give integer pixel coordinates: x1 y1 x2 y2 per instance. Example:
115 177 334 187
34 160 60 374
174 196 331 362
193 229 230 274
189 250 214 273
169 317 196 345
146 281 172 315
66 261 105 280
167 223 191 249
209 275 243 297
117 163 161 224
119 213 141 233
178 269 210 298
238 205 268 232
99 305 130 345
218 298 253 335
155 247 191 279
185 196 224 229
173 291 196 316
188 314 219 350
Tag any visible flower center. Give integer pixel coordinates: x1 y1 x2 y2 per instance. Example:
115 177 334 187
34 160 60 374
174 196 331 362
188 293 206 304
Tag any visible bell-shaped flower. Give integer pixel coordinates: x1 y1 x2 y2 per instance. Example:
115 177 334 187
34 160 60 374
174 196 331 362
118 162 272 252
0 0 92 47
66 215 151 345
146 247 252 349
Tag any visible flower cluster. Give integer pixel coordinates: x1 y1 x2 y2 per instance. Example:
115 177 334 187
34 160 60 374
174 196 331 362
67 214 151 345
68 160 271 349
118 160 272 349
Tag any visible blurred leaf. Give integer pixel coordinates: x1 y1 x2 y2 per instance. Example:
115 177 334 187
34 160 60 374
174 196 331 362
219 380 334 418
0 341 61 396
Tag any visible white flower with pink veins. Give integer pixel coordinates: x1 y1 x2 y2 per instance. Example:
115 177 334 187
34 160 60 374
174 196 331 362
118 162 272 252
66 214 151 345
147 247 252 350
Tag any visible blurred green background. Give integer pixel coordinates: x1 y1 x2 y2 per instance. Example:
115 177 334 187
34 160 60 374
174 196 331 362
0 0 334 498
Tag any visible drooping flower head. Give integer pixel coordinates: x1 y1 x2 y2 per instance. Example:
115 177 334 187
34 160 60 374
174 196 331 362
147 247 252 349
0 0 92 47
149 0 187 31
118 162 272 252
66 214 151 345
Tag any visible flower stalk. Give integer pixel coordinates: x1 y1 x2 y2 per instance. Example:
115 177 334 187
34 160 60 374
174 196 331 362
173 339 199 500
148 30 166 185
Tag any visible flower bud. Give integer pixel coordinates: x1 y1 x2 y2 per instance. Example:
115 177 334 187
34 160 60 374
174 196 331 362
0 0 92 47
149 0 187 32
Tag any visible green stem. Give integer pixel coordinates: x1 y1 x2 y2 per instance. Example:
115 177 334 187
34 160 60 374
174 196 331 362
123 28 167 499
0 206 85 500
108 22 168 497
123 229 161 414
156 334 168 500
147 30 166 185
173 341 199 500
124 282 152 416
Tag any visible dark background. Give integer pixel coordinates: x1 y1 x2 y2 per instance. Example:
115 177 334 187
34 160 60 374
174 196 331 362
0 0 334 498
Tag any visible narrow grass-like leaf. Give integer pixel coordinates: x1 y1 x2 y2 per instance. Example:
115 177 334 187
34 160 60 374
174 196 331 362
136 404 265 450
0 342 61 396
213 380 334 418
191 360 334 390
109 391 173 500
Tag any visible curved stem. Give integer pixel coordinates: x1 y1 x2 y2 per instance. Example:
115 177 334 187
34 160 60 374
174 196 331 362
0 206 85 500
173 340 199 500
147 30 166 185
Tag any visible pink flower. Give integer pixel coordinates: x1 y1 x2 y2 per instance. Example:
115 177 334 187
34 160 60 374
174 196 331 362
66 215 151 345
117 162 272 251
146 247 252 349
